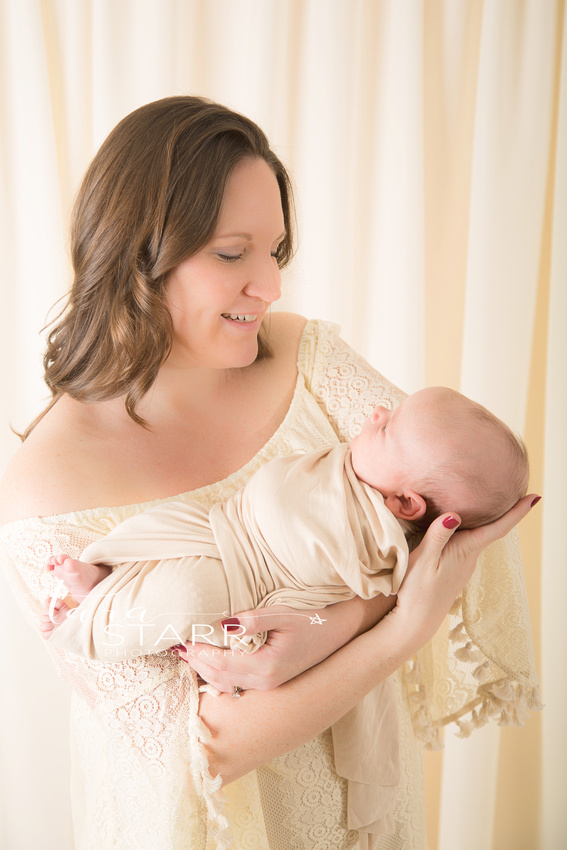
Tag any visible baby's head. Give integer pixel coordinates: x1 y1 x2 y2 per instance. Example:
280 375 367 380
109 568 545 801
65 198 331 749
350 387 529 531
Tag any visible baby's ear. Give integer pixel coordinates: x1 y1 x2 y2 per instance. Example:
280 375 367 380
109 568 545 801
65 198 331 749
384 490 426 521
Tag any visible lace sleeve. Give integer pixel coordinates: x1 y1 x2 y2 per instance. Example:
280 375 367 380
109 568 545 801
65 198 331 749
0 514 194 711
0 516 227 848
301 320 407 441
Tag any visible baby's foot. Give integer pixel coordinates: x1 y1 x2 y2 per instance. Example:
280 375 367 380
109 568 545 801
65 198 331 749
46 554 110 602
40 597 72 639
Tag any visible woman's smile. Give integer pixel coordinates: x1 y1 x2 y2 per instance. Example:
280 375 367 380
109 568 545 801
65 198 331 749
221 313 259 323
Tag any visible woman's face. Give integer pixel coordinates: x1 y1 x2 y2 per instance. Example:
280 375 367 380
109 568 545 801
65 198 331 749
164 157 286 371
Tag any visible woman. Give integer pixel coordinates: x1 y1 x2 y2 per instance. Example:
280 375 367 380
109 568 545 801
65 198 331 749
0 96 538 849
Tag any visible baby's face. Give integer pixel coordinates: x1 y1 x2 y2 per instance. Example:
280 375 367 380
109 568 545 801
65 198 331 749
350 387 479 500
350 390 436 496
351 387 521 524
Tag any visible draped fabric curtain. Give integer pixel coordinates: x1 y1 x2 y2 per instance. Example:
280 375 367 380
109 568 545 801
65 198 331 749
0 1 564 848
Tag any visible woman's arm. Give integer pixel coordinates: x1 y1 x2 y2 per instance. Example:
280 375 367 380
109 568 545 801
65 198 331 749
190 496 538 784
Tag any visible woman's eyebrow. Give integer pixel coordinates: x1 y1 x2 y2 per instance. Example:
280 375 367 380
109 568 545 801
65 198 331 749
213 230 287 242
213 231 253 240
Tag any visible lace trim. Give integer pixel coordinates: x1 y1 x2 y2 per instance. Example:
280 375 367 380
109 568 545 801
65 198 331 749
304 319 407 441
403 594 543 750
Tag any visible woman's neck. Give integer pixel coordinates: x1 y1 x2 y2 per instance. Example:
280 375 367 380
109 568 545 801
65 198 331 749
136 361 243 424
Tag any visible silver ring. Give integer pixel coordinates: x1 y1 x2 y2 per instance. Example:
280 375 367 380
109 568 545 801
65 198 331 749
232 686 243 699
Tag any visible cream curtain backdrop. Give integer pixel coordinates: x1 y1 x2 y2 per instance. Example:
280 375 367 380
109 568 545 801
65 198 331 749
0 1 564 849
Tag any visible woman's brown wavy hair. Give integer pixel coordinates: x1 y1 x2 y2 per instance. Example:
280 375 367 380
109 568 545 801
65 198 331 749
23 96 295 438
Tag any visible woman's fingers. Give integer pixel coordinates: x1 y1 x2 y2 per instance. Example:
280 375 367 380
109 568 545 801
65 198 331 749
398 513 467 619
415 512 462 567
465 493 540 552
414 494 539 577
177 641 279 692
223 607 311 636
176 604 345 692
416 493 540 578
396 495 541 647
173 606 294 692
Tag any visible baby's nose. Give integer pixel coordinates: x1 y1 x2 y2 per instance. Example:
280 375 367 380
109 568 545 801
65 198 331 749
371 405 388 422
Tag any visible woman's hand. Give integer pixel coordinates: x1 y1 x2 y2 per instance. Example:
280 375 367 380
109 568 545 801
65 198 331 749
177 593 396 693
390 494 540 649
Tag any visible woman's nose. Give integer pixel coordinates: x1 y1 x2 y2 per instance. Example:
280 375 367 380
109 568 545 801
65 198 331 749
244 256 282 304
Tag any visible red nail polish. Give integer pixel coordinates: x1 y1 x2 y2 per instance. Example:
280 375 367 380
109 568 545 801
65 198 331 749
530 495 542 507
442 516 460 529
221 617 241 632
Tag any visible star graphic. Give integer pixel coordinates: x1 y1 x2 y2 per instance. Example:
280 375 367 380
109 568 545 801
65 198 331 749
309 613 327 625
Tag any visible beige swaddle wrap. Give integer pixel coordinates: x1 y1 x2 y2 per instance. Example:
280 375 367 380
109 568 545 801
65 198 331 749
50 443 408 657
50 442 409 839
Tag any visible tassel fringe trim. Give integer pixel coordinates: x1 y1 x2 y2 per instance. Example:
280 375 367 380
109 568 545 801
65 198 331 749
403 599 543 750
187 676 232 849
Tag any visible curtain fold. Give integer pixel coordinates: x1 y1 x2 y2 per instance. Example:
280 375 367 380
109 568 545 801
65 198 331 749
438 4 563 847
541 6 567 849
460 0 559 425
0 2 562 848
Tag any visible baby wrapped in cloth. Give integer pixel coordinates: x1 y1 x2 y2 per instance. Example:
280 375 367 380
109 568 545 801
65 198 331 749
50 442 410 839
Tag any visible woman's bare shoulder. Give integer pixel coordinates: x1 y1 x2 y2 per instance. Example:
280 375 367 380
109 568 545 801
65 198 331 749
0 397 116 523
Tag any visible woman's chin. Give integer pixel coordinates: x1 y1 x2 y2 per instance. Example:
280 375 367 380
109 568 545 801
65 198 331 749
214 337 260 370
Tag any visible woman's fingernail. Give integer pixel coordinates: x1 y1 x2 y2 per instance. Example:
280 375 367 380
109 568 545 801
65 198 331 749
530 495 542 507
442 516 460 529
221 617 241 632
171 644 185 651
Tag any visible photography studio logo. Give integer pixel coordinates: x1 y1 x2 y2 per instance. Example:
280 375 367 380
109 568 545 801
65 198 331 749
47 578 327 659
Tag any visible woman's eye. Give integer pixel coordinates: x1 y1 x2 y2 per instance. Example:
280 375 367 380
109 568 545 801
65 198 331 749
217 253 242 263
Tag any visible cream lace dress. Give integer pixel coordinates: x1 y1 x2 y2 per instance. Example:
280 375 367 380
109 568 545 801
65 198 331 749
0 320 541 850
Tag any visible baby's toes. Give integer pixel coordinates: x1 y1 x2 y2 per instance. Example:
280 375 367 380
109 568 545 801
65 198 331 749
39 614 56 639
46 554 66 572
42 597 70 629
